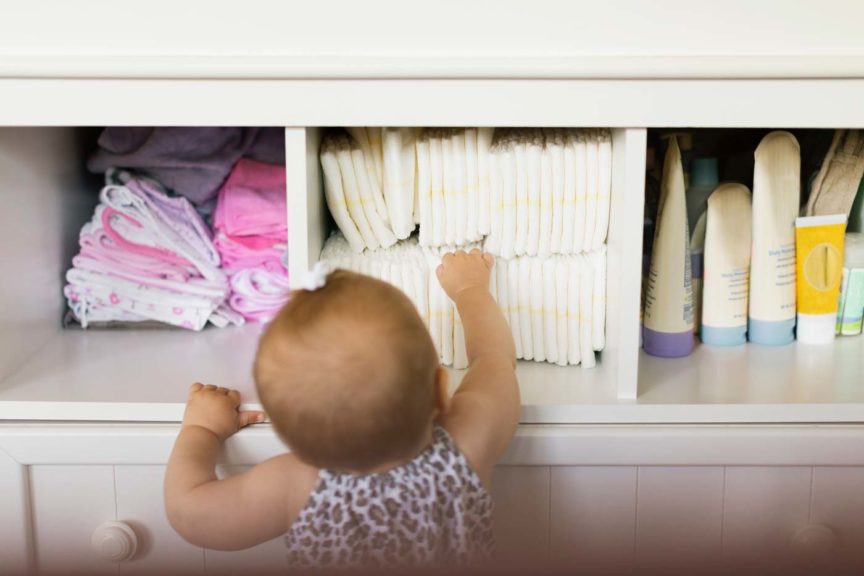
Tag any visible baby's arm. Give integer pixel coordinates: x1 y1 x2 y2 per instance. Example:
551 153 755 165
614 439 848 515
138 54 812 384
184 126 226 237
164 384 318 550
436 249 520 487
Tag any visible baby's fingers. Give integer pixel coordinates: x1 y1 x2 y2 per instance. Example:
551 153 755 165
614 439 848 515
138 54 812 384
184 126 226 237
238 410 266 428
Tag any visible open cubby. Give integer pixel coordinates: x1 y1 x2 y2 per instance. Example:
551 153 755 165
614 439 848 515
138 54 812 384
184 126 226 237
1 126 861 423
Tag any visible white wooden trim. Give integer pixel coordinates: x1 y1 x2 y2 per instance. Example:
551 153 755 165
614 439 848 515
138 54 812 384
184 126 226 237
3 424 864 467
5 55 864 80
608 128 646 400
0 447 34 574
5 79 864 128
285 127 311 282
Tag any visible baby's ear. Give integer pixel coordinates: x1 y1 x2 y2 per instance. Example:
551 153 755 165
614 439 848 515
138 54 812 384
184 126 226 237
434 367 450 415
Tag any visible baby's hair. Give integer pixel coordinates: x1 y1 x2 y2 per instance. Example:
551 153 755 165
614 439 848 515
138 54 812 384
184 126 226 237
254 269 440 471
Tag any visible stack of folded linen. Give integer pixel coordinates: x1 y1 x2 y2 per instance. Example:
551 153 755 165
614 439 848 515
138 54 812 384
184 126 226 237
484 128 612 258
320 233 606 368
213 159 291 322
64 170 239 330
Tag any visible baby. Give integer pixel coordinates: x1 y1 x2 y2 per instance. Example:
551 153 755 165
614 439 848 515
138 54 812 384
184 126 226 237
164 249 520 569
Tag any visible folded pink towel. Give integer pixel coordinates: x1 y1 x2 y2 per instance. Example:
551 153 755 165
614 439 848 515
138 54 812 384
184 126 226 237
214 159 287 240
213 159 290 321
228 268 291 323
213 232 286 273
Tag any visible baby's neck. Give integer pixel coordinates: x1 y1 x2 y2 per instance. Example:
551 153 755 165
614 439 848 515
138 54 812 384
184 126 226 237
346 425 435 475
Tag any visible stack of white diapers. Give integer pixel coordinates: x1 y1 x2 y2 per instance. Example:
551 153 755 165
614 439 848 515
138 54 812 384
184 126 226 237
320 128 417 253
485 129 612 257
319 127 611 369
321 234 606 369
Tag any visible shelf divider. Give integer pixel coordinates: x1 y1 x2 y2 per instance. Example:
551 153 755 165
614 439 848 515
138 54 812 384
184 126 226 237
608 128 647 400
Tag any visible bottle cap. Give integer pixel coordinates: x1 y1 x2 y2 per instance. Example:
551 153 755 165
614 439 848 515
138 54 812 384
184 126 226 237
691 157 719 188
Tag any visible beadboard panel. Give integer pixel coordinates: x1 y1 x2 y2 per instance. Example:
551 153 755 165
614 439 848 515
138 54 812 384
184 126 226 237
29 465 118 576
635 467 725 573
550 466 637 572
114 465 205 575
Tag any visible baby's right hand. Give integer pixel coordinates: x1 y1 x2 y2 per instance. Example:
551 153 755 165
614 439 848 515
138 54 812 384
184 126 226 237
436 249 494 301
182 383 265 442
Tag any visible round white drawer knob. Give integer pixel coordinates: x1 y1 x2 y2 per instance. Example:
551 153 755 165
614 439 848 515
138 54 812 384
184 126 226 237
91 521 138 562
790 524 836 556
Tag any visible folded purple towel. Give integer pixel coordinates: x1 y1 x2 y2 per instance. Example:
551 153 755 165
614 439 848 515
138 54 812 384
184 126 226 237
87 127 285 205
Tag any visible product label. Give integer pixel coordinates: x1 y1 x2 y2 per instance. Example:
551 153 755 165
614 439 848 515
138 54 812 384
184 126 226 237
795 220 846 316
750 239 796 321
704 266 750 328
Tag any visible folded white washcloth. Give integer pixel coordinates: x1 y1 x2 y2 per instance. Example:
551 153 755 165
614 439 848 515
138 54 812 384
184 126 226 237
66 268 225 331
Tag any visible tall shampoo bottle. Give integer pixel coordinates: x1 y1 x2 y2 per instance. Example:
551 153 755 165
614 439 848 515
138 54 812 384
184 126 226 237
749 131 800 345
643 136 695 357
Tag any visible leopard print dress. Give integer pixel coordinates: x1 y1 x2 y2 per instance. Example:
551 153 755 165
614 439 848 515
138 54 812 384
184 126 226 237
285 425 495 569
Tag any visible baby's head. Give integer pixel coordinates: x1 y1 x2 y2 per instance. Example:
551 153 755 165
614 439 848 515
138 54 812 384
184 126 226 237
254 269 445 472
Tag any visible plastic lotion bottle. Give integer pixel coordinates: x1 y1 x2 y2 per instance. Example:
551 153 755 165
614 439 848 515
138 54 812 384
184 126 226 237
837 232 864 335
686 157 719 233
749 131 800 345
643 136 695 357
701 184 752 345
795 214 847 343
690 212 707 334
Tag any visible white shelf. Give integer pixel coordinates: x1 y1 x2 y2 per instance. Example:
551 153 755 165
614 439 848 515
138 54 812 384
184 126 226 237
3 326 862 424
0 326 264 422
0 326 617 423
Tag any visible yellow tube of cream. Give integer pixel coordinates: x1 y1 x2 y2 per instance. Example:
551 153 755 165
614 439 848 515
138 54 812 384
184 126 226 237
795 214 847 344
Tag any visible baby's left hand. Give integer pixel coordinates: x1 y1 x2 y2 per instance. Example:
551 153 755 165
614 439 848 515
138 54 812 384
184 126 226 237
182 383 265 442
